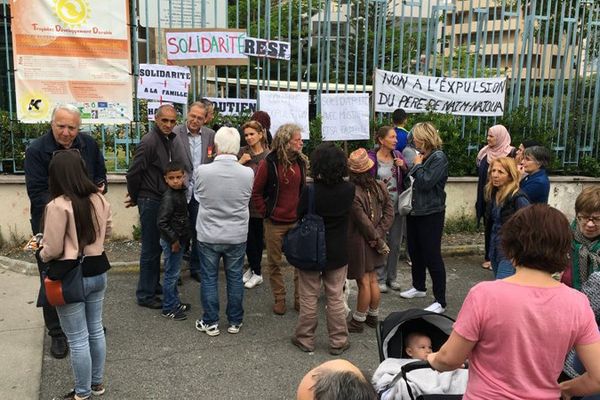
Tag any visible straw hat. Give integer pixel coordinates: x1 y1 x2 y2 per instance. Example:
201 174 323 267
348 148 374 173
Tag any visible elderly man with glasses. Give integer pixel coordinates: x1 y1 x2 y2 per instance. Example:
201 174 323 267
24 103 107 360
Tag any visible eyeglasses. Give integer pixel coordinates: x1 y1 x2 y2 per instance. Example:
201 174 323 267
576 215 600 225
52 148 81 157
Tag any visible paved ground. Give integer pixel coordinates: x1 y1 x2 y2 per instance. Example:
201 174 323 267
35 255 491 400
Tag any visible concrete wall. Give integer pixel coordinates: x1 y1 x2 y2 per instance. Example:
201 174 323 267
1 174 599 242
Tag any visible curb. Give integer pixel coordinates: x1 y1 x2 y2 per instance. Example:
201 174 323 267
0 245 484 276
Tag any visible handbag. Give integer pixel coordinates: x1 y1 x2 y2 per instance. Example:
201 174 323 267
283 184 327 271
37 255 85 307
397 175 414 216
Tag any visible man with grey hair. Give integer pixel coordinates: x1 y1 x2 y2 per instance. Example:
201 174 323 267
193 127 254 337
24 103 107 359
173 101 216 282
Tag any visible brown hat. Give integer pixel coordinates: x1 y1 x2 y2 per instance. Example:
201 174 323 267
348 148 374 173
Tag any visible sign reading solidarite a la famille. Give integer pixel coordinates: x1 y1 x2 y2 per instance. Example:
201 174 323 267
137 64 191 104
165 29 248 66
374 69 507 117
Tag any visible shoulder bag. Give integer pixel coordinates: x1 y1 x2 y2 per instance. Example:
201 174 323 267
283 184 327 271
37 252 85 307
397 175 414 216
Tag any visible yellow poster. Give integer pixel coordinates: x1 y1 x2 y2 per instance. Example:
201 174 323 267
10 0 133 123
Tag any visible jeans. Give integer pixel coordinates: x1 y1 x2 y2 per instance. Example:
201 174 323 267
377 213 405 285
187 197 201 274
489 234 516 279
406 211 447 307
56 273 107 398
136 197 162 304
198 242 246 325
246 217 264 275
160 239 184 312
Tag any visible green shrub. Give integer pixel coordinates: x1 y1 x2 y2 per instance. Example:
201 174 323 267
444 213 483 235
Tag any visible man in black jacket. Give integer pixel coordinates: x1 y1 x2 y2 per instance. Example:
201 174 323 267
24 103 107 359
126 104 181 309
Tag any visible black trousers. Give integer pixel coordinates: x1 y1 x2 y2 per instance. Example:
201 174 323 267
37 259 64 337
406 211 447 307
246 217 264 275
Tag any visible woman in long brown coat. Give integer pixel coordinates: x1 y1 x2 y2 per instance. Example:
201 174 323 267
346 148 394 333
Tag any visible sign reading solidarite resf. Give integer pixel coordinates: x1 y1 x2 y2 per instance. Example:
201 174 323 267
137 64 191 104
243 37 291 60
374 69 507 117
165 29 248 66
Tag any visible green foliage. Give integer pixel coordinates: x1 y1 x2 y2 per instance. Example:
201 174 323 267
132 224 141 242
444 212 483 235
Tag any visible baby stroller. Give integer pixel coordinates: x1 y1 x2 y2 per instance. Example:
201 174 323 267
373 309 467 400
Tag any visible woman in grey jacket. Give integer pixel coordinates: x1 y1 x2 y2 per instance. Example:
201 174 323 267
399 122 449 314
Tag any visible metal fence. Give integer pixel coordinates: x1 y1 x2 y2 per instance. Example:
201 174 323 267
1 0 599 172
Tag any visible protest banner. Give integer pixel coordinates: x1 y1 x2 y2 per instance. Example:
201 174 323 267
206 97 257 116
165 29 248 66
243 37 291 60
321 94 370 141
139 0 228 29
138 64 191 104
374 69 506 117
147 102 173 122
259 91 310 139
10 0 133 123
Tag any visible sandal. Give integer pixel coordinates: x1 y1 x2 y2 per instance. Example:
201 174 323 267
481 261 492 270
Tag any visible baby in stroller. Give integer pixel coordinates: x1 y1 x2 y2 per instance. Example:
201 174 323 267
372 309 468 400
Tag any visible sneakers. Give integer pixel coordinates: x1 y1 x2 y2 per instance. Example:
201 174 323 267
388 281 402 291
62 391 90 400
244 273 263 289
242 269 253 283
329 341 351 356
50 335 69 359
291 337 313 353
161 308 187 321
378 283 389 293
91 383 105 396
424 302 446 314
227 323 243 334
399 287 427 299
177 303 191 312
195 319 220 336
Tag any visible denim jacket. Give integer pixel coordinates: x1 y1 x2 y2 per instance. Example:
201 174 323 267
407 150 448 216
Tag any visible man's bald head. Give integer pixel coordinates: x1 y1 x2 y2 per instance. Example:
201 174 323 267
297 360 376 400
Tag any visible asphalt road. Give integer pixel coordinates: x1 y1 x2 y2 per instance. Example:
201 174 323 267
40 255 491 400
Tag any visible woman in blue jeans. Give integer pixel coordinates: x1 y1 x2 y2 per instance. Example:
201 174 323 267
39 150 112 400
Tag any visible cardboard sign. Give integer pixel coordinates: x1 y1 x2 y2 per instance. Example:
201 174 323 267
165 29 248 66
243 37 291 60
374 69 506 117
321 94 370 141
205 97 257 116
137 64 191 104
259 91 310 139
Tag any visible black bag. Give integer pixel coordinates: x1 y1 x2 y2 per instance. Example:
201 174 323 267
36 254 85 307
283 184 327 271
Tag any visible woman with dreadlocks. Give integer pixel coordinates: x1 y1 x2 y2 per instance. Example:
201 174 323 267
251 123 308 315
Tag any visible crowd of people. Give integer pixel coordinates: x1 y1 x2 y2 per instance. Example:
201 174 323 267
23 103 600 399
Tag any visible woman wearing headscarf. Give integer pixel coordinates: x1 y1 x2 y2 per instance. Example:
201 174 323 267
475 124 515 270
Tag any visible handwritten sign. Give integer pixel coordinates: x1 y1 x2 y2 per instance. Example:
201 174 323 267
165 29 248 66
321 94 370 141
243 37 291 60
147 101 173 121
206 97 257 116
137 64 191 104
374 69 506 117
259 91 310 139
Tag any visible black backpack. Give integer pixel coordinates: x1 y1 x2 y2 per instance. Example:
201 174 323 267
283 184 327 271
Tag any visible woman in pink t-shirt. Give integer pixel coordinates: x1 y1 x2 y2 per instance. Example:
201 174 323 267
427 204 600 400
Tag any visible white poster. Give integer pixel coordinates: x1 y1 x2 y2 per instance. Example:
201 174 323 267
374 69 506 117
259 91 310 140
321 94 370 141
206 97 257 116
137 64 191 104
147 101 173 121
139 0 228 28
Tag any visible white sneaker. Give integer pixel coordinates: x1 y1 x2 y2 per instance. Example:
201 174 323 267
242 269 253 283
244 273 263 289
389 281 402 291
424 302 446 314
195 319 220 336
227 323 243 334
378 283 389 293
399 287 427 299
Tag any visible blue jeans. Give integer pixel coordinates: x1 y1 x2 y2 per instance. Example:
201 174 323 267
187 198 201 274
56 273 107 398
136 197 162 304
198 242 246 325
160 239 184 312
489 236 515 279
